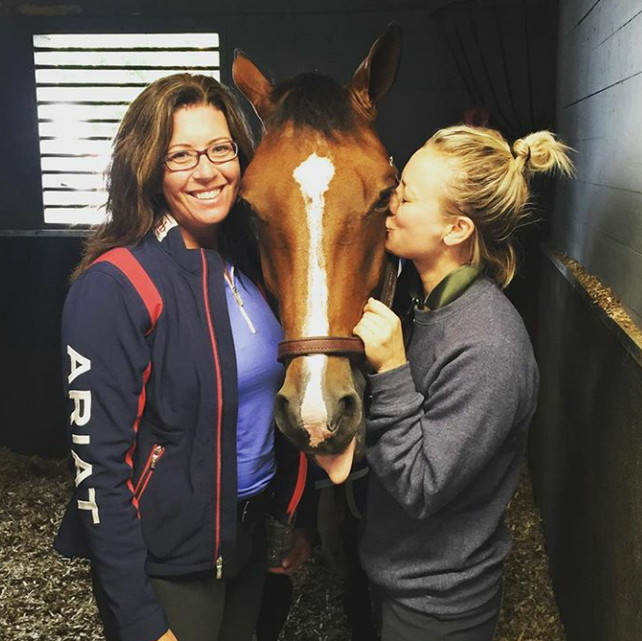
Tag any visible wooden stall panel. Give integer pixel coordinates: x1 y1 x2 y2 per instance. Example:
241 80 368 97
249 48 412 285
554 0 642 329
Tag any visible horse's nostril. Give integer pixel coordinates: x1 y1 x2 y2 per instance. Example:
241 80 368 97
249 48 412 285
275 393 289 419
339 393 357 416
328 393 358 433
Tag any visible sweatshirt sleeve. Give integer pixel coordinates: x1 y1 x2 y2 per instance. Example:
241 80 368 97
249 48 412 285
365 338 534 519
61 265 168 641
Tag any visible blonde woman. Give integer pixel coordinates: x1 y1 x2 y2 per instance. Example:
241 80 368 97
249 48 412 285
353 126 572 641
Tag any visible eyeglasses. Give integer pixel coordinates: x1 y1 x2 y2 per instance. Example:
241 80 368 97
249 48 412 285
164 140 239 171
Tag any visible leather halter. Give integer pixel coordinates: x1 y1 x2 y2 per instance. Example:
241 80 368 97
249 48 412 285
277 253 399 363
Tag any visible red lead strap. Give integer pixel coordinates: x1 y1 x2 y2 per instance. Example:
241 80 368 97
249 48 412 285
286 452 308 522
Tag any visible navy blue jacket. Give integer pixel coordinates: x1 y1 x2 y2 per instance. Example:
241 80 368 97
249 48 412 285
54 223 306 641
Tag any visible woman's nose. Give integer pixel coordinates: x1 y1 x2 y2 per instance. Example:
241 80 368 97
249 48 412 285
193 154 220 180
389 189 400 215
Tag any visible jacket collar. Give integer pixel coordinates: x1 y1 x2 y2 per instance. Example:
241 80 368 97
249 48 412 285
150 213 221 275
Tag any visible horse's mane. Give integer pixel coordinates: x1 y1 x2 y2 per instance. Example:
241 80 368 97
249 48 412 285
268 73 355 137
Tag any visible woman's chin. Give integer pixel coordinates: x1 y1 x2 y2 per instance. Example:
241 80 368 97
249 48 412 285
384 236 402 257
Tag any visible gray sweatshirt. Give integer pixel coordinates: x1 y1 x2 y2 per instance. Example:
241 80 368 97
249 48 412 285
359 277 539 616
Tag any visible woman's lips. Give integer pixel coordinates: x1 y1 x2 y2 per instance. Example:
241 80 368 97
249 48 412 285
190 186 223 201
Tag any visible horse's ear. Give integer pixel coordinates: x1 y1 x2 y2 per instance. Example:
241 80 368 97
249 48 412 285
348 24 402 120
232 50 275 122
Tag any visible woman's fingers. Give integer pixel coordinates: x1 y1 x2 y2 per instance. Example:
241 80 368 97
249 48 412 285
356 300 400 341
364 297 396 317
354 299 407 372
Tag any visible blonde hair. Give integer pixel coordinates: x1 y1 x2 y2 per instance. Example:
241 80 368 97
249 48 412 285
426 125 573 288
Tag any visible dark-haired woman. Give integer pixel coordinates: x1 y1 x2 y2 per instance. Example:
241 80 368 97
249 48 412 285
354 126 573 641
54 74 309 641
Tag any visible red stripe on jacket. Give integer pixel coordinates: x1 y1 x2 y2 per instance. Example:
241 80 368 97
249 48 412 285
94 248 163 334
93 249 162 514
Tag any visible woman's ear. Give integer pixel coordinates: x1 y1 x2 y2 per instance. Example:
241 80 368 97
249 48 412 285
443 215 475 247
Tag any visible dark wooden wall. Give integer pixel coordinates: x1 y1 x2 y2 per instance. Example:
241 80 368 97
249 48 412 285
530 252 642 641
553 0 642 329
0 235 83 456
529 1 642 639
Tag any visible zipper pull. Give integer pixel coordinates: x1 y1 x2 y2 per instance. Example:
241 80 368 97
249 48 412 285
236 298 257 334
150 445 163 470
224 266 257 334
216 555 223 579
230 285 247 312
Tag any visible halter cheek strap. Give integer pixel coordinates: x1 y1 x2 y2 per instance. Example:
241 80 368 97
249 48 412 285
276 253 400 363
378 252 400 309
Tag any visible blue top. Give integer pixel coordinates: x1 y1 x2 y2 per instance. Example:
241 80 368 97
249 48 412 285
224 264 283 499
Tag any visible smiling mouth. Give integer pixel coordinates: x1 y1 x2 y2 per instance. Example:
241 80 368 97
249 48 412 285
191 187 223 201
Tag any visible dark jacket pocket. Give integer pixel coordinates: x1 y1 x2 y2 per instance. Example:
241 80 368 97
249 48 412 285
134 444 165 501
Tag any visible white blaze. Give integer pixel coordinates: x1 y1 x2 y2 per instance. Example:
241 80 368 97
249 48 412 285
293 153 335 439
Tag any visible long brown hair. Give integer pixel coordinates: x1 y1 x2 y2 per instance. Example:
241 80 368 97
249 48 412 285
427 125 574 288
73 73 256 279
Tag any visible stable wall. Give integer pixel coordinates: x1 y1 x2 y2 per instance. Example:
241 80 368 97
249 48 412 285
530 1 642 639
531 252 642 641
0 235 83 457
552 0 642 329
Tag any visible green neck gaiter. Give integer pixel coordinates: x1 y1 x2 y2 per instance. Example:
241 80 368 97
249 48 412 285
416 264 483 311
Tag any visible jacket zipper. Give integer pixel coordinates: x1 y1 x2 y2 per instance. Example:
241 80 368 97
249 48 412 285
134 444 165 500
200 250 225 579
224 265 257 334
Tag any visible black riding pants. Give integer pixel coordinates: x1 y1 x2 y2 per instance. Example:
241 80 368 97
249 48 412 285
378 583 502 641
92 515 266 641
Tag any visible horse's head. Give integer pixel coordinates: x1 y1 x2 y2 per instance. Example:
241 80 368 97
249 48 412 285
233 26 401 483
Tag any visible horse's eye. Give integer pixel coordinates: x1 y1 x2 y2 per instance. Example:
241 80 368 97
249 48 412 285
372 189 394 213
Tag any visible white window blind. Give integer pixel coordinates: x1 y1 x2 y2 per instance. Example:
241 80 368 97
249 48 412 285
33 33 220 225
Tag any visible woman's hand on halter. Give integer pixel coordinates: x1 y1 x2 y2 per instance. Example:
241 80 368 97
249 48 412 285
353 298 407 373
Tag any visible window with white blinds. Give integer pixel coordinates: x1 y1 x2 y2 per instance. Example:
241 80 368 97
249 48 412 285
33 33 220 225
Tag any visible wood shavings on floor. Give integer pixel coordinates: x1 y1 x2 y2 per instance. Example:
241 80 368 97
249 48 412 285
0 447 565 640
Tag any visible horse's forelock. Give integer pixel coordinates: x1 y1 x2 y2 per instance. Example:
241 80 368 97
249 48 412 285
268 73 355 137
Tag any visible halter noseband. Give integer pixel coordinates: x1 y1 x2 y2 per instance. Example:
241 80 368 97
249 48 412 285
276 253 400 363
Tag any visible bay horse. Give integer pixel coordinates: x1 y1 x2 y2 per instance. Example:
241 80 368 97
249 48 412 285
232 26 401 483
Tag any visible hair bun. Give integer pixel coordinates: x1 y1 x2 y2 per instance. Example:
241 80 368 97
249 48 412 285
511 139 531 163
512 131 573 176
